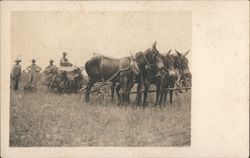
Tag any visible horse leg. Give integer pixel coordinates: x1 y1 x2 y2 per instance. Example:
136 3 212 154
169 90 173 104
159 86 164 109
155 83 160 107
126 74 134 105
85 80 95 103
162 82 169 106
136 82 142 106
143 81 150 108
115 84 121 105
120 76 128 106
169 83 174 105
127 83 133 105
159 77 166 108
163 89 168 106
111 82 115 102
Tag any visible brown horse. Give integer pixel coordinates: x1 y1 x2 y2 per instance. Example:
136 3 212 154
134 42 165 107
85 42 165 106
85 54 139 104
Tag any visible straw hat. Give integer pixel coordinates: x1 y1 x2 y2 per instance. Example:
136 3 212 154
15 58 21 62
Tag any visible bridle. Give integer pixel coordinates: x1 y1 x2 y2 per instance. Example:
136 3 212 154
142 51 154 66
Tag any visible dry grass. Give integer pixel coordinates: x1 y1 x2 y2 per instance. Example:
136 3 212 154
10 75 191 147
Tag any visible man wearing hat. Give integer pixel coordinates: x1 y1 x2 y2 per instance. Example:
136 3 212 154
11 59 22 90
44 59 57 73
25 59 42 90
60 52 72 67
43 59 58 86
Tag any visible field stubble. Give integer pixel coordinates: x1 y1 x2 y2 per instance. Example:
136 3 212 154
10 83 191 147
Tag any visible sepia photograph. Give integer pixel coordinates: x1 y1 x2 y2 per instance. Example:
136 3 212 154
1 1 249 158
10 11 191 147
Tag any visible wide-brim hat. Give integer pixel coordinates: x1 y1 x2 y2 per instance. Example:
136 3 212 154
15 58 21 62
49 59 54 63
63 52 67 55
32 59 36 63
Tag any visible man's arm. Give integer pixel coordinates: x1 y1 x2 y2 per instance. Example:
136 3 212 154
26 65 32 71
43 66 50 73
10 66 15 78
36 65 42 72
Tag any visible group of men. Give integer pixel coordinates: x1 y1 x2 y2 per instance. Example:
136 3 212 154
10 52 72 90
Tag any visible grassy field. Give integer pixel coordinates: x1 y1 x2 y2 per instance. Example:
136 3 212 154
10 74 191 147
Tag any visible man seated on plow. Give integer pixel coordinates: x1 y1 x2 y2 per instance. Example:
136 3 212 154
60 52 72 67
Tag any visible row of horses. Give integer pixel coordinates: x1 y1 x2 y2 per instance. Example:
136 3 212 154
84 42 191 108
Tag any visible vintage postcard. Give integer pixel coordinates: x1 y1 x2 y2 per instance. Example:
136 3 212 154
1 1 249 158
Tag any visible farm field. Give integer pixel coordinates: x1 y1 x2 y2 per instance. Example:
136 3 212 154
9 73 191 147
10 87 191 147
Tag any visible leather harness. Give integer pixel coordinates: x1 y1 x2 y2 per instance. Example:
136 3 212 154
99 56 134 83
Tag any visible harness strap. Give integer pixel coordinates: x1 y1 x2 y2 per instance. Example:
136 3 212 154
143 52 153 66
98 56 137 85
104 58 132 82
100 56 105 81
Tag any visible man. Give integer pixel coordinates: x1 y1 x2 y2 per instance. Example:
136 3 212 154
43 59 58 87
60 52 72 67
11 58 22 90
44 59 57 73
26 59 42 90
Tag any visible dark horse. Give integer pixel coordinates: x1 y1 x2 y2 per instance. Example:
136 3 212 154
85 53 140 105
155 50 176 107
85 42 165 106
155 49 191 107
134 42 165 107
111 42 166 107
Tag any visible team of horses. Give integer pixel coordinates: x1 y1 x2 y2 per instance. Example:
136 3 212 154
84 42 191 108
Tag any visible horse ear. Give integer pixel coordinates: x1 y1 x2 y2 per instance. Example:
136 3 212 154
135 51 142 58
167 49 171 55
152 41 157 50
130 52 136 60
175 49 181 56
183 50 190 56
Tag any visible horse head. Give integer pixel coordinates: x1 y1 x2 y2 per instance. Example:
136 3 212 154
145 41 165 77
163 49 177 78
174 49 191 87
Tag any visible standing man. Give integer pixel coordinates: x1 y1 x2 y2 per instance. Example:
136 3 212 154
60 52 72 67
43 59 57 86
26 59 42 90
11 59 22 90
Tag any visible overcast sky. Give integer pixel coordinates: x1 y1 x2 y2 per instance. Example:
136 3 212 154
11 11 191 69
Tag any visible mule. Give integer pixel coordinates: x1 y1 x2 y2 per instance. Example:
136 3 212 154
85 54 139 105
111 42 166 108
156 49 191 107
